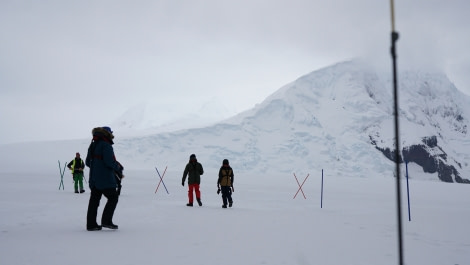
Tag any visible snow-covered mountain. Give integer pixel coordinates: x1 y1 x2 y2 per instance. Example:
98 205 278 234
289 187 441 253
109 60 469 183
2 60 469 183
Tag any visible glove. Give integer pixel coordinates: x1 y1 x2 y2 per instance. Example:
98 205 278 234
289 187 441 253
231 186 234 192
182 181 185 187
217 188 221 194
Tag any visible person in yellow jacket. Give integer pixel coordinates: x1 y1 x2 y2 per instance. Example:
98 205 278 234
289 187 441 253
67 152 85 193
217 159 234 208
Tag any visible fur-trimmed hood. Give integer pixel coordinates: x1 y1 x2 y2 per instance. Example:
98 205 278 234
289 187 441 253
92 127 114 141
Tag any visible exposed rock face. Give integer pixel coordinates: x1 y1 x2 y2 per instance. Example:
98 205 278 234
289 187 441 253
374 136 470 183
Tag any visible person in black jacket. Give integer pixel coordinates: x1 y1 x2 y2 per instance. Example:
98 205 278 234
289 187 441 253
182 154 204 207
67 152 85 193
85 126 122 231
217 159 234 208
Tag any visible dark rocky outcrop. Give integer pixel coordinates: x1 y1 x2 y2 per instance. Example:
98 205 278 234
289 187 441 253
374 136 470 184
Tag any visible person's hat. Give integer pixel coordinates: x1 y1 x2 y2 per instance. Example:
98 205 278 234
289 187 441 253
102 126 113 134
92 126 114 140
76 152 80 156
223 159 229 165
101 126 114 139
190 154 196 160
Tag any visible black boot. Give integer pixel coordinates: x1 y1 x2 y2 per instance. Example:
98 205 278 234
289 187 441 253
197 199 202 206
102 223 118 229
186 203 193 207
87 225 102 231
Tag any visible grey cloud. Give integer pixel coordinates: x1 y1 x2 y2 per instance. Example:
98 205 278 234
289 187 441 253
0 0 469 144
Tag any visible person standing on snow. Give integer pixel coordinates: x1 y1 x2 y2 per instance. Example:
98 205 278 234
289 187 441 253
85 126 122 231
217 159 234 208
67 152 85 194
182 154 204 207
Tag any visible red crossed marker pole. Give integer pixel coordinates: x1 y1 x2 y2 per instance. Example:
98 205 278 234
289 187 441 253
293 173 309 199
155 166 169 194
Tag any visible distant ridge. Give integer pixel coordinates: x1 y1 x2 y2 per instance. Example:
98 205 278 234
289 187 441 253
111 60 470 182
1 60 469 183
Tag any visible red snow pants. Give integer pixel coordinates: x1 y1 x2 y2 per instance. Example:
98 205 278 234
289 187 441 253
188 184 201 203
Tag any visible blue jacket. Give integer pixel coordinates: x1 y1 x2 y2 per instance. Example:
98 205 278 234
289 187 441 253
85 135 121 190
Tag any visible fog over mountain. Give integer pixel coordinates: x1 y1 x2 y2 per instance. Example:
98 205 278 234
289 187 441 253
110 96 239 136
2 60 469 183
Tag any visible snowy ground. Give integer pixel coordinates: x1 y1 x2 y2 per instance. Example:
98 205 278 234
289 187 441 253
1 168 469 265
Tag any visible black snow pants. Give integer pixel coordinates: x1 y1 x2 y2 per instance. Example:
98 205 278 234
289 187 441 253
221 186 233 206
87 187 119 226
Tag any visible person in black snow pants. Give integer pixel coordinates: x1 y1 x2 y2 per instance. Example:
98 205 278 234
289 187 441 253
85 126 122 231
217 159 234 208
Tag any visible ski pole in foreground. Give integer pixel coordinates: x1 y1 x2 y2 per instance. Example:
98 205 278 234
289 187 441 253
390 0 404 264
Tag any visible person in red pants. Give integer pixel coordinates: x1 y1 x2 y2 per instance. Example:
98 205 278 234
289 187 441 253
182 154 204 207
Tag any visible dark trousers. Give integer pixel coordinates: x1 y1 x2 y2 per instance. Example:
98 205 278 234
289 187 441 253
87 187 119 226
221 186 233 206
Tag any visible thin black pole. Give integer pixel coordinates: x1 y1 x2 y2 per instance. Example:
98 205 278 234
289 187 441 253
405 161 411 222
390 1 404 265
320 169 324 208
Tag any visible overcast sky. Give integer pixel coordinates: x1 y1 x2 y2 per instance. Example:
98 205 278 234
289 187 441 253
1 0 469 144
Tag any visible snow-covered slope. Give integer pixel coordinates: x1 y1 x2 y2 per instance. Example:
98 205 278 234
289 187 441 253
370 70 470 183
107 60 470 182
1 60 469 183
